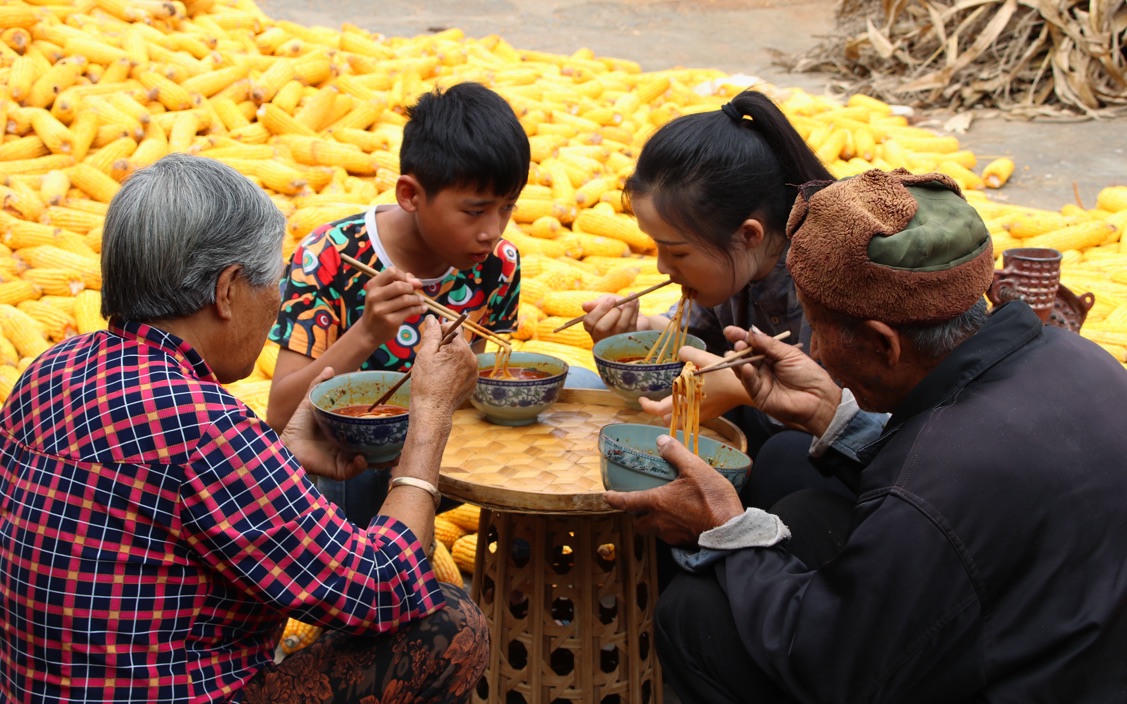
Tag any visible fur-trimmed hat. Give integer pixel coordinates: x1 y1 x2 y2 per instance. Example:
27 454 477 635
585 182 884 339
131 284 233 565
786 169 994 326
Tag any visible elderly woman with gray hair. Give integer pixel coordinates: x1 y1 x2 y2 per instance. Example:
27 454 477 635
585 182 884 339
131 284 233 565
0 153 489 704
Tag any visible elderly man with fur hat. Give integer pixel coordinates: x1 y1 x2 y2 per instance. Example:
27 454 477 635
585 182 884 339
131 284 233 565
605 169 1127 704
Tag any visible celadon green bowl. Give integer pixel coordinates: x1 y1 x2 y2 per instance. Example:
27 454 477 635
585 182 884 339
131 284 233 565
598 423 751 492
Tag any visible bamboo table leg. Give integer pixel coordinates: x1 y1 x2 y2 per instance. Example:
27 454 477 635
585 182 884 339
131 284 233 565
469 508 662 704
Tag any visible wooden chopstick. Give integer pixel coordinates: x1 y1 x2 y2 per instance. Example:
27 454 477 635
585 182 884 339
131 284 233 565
550 278 675 333
338 253 510 349
695 343 804 376
367 312 469 410
693 330 792 374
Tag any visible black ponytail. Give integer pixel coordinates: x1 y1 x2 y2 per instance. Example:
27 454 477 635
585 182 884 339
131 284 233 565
624 89 831 257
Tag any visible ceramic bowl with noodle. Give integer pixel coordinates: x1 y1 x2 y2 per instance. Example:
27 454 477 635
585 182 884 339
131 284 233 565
471 351 569 426
310 370 412 465
598 423 751 492
592 330 706 409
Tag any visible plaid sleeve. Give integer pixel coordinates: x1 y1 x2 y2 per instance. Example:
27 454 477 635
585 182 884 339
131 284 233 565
268 225 351 360
484 238 521 332
179 408 445 633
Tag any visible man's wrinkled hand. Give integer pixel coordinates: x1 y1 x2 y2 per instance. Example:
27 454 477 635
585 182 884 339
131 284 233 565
603 434 744 546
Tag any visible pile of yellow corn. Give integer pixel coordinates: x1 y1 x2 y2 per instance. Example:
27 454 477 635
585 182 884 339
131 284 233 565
0 0 1124 406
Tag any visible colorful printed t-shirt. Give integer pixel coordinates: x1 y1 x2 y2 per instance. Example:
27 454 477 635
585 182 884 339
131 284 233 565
270 206 521 370
0 321 443 704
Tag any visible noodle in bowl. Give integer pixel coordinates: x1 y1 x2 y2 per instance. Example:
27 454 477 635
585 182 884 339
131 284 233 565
471 351 569 426
592 330 706 409
310 370 412 465
598 423 751 492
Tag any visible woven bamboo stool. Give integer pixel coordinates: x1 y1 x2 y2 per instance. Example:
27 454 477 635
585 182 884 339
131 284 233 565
439 389 746 704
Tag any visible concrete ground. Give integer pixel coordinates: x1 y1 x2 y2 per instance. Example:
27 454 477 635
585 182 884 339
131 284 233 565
258 0 1126 211
254 0 1123 701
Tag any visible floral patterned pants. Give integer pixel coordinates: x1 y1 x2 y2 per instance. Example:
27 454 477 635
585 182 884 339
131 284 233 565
241 583 489 704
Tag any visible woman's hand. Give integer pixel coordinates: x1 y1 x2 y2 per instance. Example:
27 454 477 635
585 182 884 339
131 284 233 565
724 326 841 437
603 434 745 546
358 266 427 347
279 367 368 481
408 316 479 422
638 345 751 422
582 294 644 344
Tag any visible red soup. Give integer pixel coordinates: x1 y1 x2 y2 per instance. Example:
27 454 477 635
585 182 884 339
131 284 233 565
479 367 552 380
333 404 408 418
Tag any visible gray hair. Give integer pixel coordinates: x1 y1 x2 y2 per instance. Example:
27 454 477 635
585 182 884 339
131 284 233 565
101 153 287 322
831 298 990 360
896 298 990 359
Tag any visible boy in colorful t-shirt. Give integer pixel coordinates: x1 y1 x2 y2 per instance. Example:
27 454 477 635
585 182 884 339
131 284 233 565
267 82 529 525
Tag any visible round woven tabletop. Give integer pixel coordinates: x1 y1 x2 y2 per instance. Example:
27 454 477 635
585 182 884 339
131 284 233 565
438 388 747 515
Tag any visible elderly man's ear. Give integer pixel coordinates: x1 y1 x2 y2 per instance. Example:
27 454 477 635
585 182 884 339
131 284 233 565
859 320 903 367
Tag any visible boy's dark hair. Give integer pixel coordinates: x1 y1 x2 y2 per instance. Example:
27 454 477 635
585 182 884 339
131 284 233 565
623 89 832 262
400 82 531 199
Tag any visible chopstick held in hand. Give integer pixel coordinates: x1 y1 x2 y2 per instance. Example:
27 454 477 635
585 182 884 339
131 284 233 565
693 330 792 375
551 278 675 333
366 312 469 411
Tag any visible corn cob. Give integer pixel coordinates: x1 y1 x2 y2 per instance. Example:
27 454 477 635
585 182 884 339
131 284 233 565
429 540 464 585
40 206 103 234
21 268 85 297
74 289 106 333
25 56 87 110
0 332 19 367
70 162 122 203
279 619 323 656
534 318 594 348
442 503 482 533
0 304 51 359
17 300 75 342
433 515 467 550
29 110 75 155
450 532 478 574
982 158 1016 189
40 169 70 206
574 210 653 252
0 137 50 162
1096 186 1127 213
0 280 41 307
1024 221 1118 254
0 365 21 403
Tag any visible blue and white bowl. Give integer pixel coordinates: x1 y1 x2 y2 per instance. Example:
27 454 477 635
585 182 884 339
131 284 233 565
310 370 411 465
472 352 568 426
592 330 706 408
598 423 751 492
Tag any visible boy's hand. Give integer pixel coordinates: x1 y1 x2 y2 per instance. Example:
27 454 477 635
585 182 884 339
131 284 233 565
359 267 427 346
582 294 641 343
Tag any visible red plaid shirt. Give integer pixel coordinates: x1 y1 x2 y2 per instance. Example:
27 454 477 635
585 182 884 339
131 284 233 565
0 321 444 704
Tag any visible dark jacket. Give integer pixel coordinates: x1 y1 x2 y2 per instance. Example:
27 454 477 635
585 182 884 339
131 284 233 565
719 301 1127 703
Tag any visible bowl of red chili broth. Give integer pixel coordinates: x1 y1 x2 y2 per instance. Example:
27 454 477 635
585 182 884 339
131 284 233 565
471 351 569 426
309 370 412 465
592 330 706 409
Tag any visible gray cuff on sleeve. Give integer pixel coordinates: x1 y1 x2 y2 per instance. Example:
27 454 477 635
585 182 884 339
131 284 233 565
671 508 791 573
809 387 860 458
